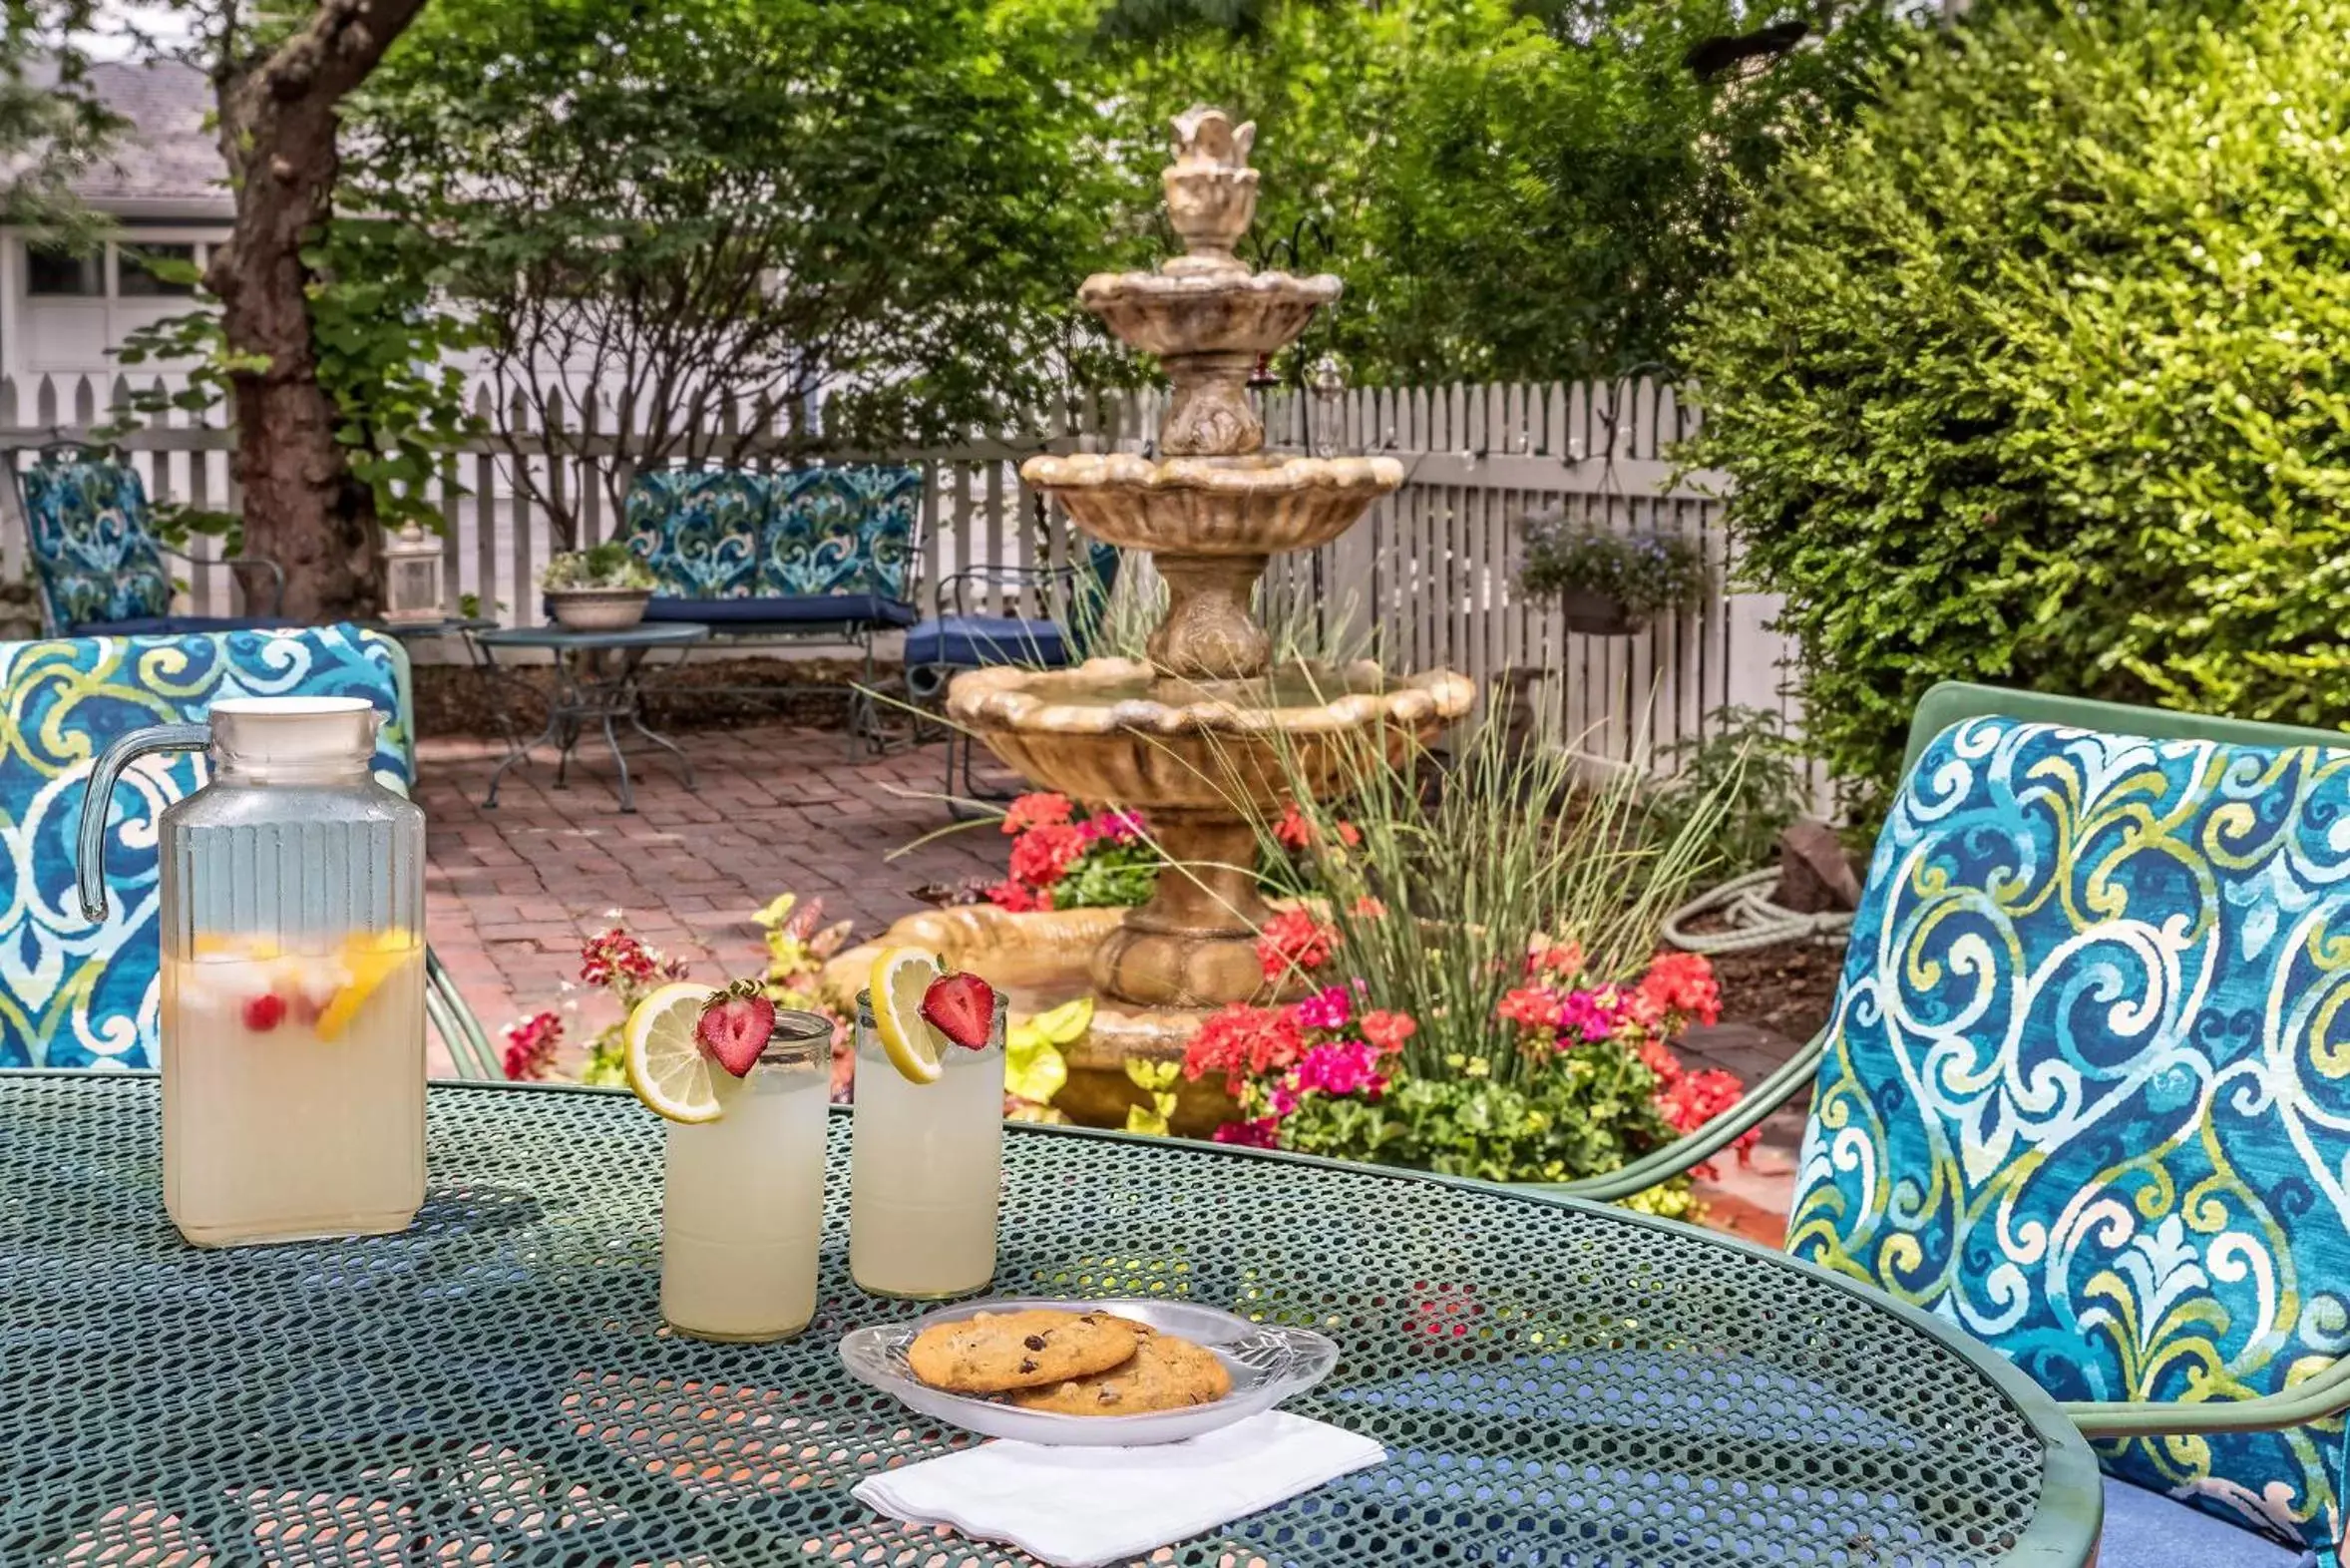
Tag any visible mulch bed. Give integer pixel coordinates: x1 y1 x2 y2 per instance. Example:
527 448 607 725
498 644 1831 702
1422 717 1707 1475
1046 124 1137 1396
414 655 911 740
1707 938 1844 1046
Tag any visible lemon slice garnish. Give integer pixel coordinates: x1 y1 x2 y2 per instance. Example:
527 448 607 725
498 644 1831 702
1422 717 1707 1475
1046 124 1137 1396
313 928 418 1042
868 947 947 1085
624 981 729 1123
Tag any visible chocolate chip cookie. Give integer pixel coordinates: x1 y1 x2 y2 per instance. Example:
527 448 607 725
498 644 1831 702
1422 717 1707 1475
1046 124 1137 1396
1006 1329 1232 1414
907 1309 1142 1394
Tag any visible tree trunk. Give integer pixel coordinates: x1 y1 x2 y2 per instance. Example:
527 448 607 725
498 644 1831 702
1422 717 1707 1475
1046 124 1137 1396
204 0 430 622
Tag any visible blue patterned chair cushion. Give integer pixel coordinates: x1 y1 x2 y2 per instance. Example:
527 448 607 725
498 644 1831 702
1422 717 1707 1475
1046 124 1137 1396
904 614 1071 670
1788 716 2350 1557
760 466 920 599
18 451 174 630
0 626 411 1070
622 468 766 599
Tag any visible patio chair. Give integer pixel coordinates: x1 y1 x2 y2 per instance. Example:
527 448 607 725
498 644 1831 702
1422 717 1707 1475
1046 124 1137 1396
0 623 498 1077
1557 680 2350 1567
904 539 1121 814
9 439 286 635
618 463 923 754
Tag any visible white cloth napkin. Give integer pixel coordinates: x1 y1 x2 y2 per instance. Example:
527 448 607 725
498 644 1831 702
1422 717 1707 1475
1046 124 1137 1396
852 1410 1386 1567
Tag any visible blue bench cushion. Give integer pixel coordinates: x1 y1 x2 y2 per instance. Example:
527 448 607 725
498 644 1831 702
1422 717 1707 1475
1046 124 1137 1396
622 468 764 598
0 625 412 1069
20 452 173 629
1788 716 2350 1557
905 614 1071 670
75 615 287 636
763 467 919 598
2102 1477 2314 1568
637 593 916 629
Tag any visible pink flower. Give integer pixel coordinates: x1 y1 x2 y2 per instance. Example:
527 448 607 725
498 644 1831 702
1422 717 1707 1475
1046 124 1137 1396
1554 988 1621 1044
1256 910 1338 980
1275 802 1314 850
1212 1117 1282 1148
1360 1009 1417 1053
1496 986 1563 1030
1080 808 1146 845
501 1010 563 1081
1008 823 1088 888
581 928 659 989
1292 1040 1387 1098
1336 820 1362 848
1352 895 1388 920
1001 793 1073 835
1289 983 1353 1032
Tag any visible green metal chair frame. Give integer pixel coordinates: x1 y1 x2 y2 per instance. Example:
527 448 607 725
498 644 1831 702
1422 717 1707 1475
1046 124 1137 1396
1550 679 2350 1443
369 642 502 1081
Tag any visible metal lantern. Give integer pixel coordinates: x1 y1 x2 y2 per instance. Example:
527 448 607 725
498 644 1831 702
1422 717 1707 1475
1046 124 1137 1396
381 520 444 625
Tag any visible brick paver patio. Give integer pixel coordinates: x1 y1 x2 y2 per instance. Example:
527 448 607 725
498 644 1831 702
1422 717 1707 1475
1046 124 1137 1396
416 718 1801 1237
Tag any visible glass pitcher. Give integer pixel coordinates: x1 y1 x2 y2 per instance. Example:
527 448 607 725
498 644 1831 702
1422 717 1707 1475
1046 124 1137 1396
78 696 428 1248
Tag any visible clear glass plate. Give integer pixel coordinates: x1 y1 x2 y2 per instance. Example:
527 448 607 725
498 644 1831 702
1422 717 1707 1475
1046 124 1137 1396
838 1297 1340 1447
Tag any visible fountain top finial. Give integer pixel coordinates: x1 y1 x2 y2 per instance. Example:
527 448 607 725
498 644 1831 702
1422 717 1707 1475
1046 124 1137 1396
1161 105 1260 279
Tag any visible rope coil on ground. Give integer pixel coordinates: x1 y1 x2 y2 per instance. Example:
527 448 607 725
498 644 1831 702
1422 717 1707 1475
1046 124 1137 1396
1663 867 1854 955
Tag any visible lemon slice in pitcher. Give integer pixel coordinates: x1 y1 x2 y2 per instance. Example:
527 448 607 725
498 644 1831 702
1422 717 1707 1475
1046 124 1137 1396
624 981 727 1123
867 947 946 1085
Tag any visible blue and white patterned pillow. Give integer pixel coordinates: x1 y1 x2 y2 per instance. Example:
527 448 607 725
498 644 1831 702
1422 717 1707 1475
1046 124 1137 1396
762 466 920 598
1789 715 2350 1556
20 452 174 629
0 626 411 1068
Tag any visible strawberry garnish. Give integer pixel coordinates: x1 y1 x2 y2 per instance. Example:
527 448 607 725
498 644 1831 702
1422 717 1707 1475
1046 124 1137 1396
241 992 286 1032
920 970 997 1050
696 980 776 1078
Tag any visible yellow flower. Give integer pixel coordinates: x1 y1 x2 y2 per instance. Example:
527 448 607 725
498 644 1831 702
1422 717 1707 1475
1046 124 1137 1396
751 892 798 929
1464 1056 1490 1078
1444 1052 1467 1069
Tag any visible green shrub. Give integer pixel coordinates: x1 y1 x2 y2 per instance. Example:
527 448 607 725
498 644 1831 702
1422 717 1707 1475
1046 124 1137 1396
1678 0 2350 815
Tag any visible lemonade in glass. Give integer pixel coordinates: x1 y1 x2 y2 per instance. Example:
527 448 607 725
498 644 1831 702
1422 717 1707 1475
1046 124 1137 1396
849 952 1005 1300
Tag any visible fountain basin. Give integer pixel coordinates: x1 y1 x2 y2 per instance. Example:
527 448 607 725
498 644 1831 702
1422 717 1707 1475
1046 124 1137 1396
1021 453 1400 559
825 904 1245 1136
1076 270 1341 360
949 657 1473 1009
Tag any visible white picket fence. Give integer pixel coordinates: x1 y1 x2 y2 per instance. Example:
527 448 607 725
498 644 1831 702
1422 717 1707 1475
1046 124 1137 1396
0 371 1799 777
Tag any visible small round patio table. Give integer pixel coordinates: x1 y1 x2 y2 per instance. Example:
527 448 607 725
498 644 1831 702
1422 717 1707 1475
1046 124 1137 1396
475 620 706 813
0 1074 2104 1567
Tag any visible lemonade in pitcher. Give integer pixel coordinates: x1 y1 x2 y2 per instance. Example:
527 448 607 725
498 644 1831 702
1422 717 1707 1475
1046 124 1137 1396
160 930 426 1242
78 695 429 1248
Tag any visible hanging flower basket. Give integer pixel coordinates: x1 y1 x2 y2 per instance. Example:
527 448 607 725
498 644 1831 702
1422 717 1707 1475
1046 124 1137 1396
1516 513 1707 636
1556 588 1647 637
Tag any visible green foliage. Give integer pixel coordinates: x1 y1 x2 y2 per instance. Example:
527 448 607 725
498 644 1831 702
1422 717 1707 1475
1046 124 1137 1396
1279 1051 1689 1209
110 222 482 542
1645 706 1808 874
1019 0 1920 383
1243 707 1731 1088
541 545 654 592
1516 516 1708 614
1679 0 2350 813
1055 842 1163 909
345 0 1117 500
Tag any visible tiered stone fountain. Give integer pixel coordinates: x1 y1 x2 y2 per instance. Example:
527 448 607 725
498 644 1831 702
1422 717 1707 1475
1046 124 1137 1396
830 109 1474 1130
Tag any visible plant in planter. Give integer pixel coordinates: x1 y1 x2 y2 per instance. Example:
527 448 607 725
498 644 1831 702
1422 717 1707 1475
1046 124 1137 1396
1517 513 1707 635
541 543 656 629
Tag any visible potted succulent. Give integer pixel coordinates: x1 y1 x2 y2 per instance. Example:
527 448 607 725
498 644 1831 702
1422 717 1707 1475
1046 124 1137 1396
1516 513 1707 635
541 543 656 630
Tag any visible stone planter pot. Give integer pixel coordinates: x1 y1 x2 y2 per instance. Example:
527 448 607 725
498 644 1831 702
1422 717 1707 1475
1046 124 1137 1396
1557 588 1646 637
546 588 651 631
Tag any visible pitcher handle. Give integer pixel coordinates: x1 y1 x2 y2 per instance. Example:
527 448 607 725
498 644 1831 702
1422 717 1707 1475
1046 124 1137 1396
77 723 212 921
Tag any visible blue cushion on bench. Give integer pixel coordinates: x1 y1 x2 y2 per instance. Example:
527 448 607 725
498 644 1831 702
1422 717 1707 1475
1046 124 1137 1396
20 450 174 629
2101 1477 2314 1568
637 593 917 629
905 614 1071 670
72 615 287 636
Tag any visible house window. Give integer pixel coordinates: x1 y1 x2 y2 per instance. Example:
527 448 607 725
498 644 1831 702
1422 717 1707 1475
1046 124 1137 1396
119 242 199 297
27 245 103 297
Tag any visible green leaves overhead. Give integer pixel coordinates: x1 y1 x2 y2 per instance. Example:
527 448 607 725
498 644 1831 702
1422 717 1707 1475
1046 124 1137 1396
1679 0 2350 816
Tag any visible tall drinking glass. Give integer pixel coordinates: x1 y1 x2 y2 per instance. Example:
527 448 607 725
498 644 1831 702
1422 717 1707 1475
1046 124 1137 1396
660 1009 835 1342
849 988 1004 1299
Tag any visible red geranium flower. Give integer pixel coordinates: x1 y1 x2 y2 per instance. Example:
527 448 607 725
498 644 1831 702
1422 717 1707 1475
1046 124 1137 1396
1008 823 1088 888
1255 909 1338 980
1001 793 1074 836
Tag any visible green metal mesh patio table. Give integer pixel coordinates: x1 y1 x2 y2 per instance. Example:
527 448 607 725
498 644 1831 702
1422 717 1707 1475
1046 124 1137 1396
0 1073 2103 1566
